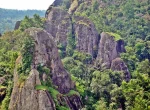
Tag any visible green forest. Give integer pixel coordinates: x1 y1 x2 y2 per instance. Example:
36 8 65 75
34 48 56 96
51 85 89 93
0 8 45 34
0 0 150 110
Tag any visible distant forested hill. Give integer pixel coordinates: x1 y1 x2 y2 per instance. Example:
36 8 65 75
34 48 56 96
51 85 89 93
0 8 45 34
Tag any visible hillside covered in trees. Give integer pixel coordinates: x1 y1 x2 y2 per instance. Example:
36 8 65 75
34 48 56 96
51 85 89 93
0 0 150 110
0 8 45 34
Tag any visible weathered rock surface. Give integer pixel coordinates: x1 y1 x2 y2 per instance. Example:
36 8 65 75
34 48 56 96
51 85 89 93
26 28 73 93
74 16 99 58
9 69 55 110
14 21 21 30
9 28 82 110
96 32 125 69
51 0 63 7
111 58 131 82
45 7 72 47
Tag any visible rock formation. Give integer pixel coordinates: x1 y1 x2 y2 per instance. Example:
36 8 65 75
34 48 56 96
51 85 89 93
45 4 99 58
74 16 99 58
51 0 64 7
45 7 72 48
96 32 125 69
8 0 131 109
45 0 130 81
9 68 56 110
14 21 21 30
9 28 83 110
111 58 131 82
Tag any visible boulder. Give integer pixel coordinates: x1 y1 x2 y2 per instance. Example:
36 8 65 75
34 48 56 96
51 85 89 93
74 16 99 58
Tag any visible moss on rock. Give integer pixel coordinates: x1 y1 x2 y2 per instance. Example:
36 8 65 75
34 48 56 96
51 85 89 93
106 32 122 41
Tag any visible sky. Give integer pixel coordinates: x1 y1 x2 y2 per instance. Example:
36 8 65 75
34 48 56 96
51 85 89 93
0 0 55 10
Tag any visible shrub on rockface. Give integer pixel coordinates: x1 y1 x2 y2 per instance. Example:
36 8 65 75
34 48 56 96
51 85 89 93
1 81 13 110
16 35 35 85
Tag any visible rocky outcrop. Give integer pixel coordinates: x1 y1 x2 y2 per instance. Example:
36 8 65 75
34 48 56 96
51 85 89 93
74 16 99 58
9 69 55 110
45 7 72 47
9 28 82 110
96 32 125 69
14 21 21 30
51 0 63 7
25 28 74 93
111 58 131 82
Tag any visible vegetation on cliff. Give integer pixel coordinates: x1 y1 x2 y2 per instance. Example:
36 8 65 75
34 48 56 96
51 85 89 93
0 0 150 110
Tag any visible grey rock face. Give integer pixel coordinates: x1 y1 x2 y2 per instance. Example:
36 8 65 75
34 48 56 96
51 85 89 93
25 28 73 93
96 32 125 69
45 7 72 47
51 0 63 7
111 58 131 82
9 69 55 110
74 16 99 58
14 21 21 30
9 28 82 110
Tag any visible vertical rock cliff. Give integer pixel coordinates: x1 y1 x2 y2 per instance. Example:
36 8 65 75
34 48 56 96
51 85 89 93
74 16 99 58
95 32 130 81
96 32 125 69
9 68 55 110
9 28 83 110
45 5 99 59
45 7 72 48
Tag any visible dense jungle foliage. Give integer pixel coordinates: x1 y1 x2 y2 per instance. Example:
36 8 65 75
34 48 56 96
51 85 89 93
0 0 150 110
